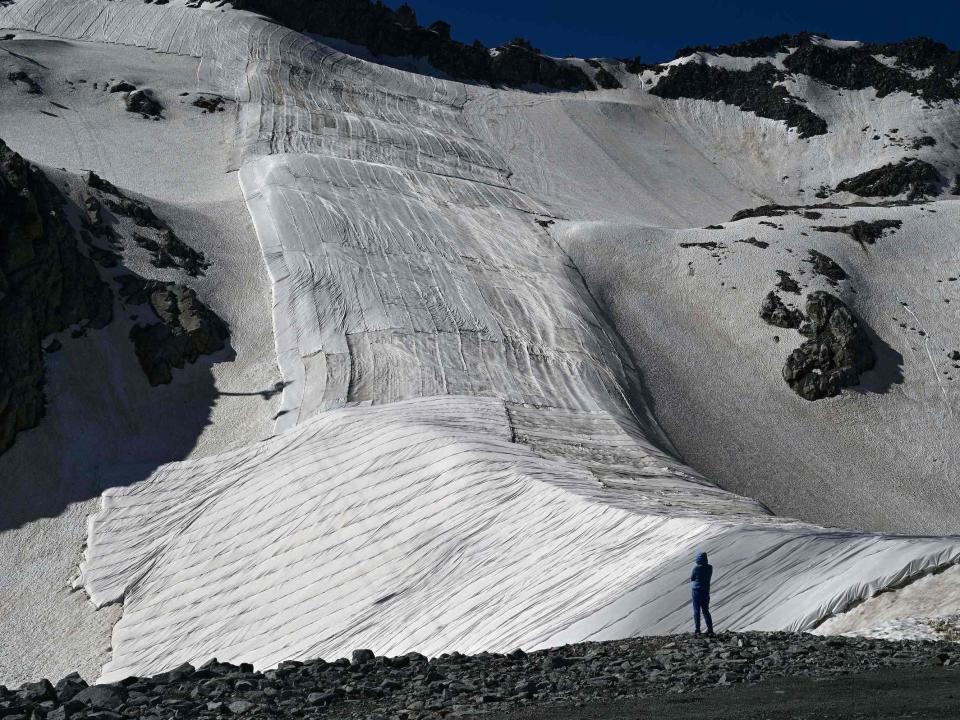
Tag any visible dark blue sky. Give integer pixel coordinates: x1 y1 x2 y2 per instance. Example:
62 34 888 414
390 1 960 63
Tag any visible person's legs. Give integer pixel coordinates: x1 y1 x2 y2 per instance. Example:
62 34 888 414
701 594 714 635
692 592 702 634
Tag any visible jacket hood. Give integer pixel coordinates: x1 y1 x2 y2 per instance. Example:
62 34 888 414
695 552 708 565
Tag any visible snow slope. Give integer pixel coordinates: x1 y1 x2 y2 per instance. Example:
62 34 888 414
1 0 959 683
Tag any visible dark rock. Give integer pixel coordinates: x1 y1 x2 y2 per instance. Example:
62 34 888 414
7 70 42 95
783 43 914 97
108 81 136 93
835 158 943 200
16 680 55 704
775 270 800 294
189 0 595 91
952 174 960 195
783 292 876 400
121 277 230 386
84 171 208 275
352 650 376 665
679 241 719 250
806 250 847 284
787 36 960 102
736 237 768 249
675 33 812 59
593 67 622 90
0 140 113 456
54 674 87 703
651 61 828 137
125 89 163 118
192 95 226 113
226 699 255 713
948 351 960 361
72 686 126 710
760 292 803 329
816 219 902 246
910 135 936 149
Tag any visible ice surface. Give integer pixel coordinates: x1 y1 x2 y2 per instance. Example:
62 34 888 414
1 0 959 682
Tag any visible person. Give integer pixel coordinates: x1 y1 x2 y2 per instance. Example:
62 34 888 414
690 551 714 636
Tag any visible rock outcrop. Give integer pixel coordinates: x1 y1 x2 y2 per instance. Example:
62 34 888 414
651 62 828 138
676 34 960 103
782 292 876 401
806 250 847 284
759 291 803 329
817 219 902 246
190 0 597 91
0 139 113 454
118 275 229 386
83 171 208 276
835 159 943 200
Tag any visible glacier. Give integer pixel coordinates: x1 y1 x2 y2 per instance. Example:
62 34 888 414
0 0 958 683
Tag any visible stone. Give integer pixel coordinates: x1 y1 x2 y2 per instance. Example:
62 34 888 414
759 292 803 329
54 674 88 703
125 89 163 118
16 681 55 704
72 686 126 710
806 250 847 284
226 699 255 713
782 292 877 400
775 270 800 294
352 649 376 665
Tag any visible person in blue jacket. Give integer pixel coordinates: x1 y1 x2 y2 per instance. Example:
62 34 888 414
690 551 715 636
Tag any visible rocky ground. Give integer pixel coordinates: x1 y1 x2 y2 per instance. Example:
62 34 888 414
4 633 959 720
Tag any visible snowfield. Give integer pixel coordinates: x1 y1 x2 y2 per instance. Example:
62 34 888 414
1 0 959 685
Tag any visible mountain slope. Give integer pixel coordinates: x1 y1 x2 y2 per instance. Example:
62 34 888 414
0 0 958 686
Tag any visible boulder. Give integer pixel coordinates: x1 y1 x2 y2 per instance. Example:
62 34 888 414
782 292 876 400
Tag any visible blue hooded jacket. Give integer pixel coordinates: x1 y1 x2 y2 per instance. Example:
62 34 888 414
690 552 712 594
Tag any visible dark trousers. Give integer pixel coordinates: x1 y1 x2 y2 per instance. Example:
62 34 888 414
692 590 713 633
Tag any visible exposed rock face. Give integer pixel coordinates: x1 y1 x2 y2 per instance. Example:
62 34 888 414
119 276 229 386
783 292 876 401
806 250 847 284
783 43 916 97
817 219 902 246
7 70 42 95
835 159 943 200
0 139 113 454
593 67 622 90
677 34 960 102
759 291 802 329
775 270 800 294
83 171 208 276
191 0 597 91
651 62 828 138
125 89 163 118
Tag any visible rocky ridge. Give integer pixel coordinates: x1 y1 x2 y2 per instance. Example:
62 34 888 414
190 0 603 91
0 139 113 454
2 633 958 720
650 34 960 143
